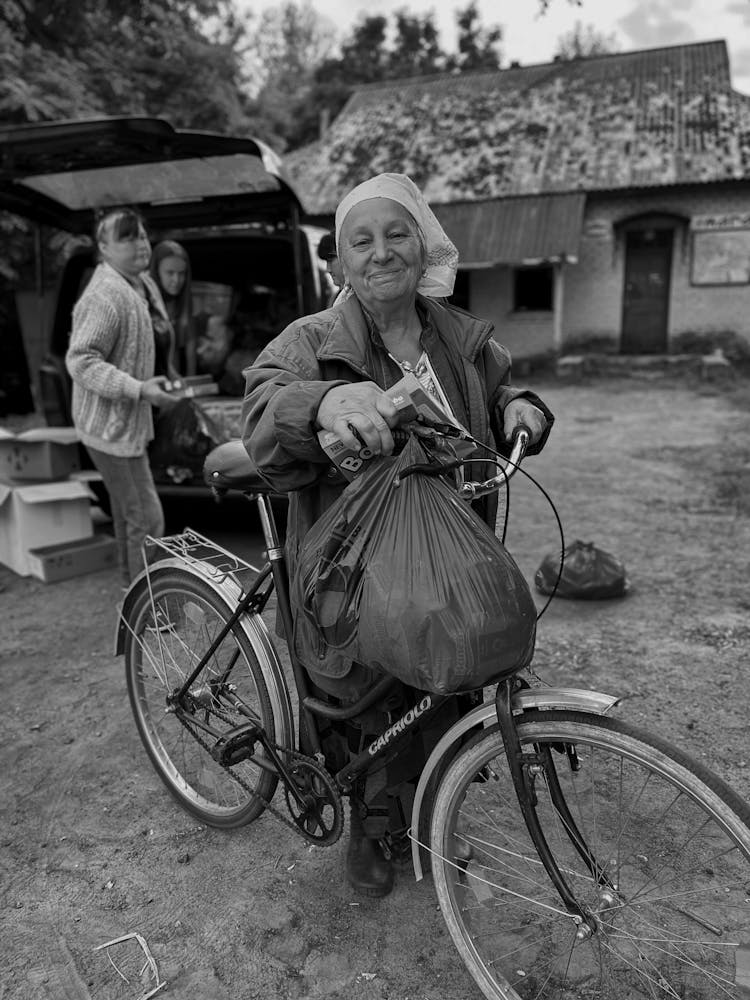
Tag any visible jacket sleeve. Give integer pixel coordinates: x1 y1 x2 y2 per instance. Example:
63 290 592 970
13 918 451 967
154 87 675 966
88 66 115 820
66 291 142 401
241 335 347 493
483 340 555 456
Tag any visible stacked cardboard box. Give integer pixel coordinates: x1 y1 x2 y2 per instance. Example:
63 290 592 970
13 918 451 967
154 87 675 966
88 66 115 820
0 427 117 582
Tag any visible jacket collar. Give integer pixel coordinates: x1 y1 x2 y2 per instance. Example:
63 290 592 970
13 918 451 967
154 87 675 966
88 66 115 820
98 262 170 325
316 293 494 370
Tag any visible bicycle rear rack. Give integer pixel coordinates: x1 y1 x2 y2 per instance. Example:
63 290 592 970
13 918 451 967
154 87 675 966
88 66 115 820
144 529 262 590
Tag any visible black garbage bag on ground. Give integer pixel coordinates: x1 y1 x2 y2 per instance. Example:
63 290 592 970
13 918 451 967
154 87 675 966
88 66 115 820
149 398 227 485
535 539 628 600
291 436 538 695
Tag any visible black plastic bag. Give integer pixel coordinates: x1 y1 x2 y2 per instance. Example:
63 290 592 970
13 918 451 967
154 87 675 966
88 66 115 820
291 436 537 695
149 398 226 485
535 539 628 600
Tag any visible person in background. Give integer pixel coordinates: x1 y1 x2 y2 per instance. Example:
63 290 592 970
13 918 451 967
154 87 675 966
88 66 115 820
317 230 345 306
242 173 554 898
66 206 176 586
149 239 196 377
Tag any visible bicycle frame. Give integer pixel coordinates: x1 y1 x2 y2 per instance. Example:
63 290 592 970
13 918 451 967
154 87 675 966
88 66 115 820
115 496 458 784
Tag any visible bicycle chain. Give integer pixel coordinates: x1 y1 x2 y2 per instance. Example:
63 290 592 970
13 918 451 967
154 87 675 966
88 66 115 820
175 708 343 845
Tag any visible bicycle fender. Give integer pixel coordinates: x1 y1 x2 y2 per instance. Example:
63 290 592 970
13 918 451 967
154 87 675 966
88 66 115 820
410 686 619 882
114 558 295 752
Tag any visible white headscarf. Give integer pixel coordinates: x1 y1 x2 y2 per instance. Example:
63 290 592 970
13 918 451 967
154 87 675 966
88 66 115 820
335 173 458 299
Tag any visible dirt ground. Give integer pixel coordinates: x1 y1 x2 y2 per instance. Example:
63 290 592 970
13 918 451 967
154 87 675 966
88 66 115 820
3 370 750 1000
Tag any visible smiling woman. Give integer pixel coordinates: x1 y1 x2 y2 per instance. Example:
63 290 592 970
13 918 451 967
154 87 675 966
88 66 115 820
337 200 426 327
241 171 555 898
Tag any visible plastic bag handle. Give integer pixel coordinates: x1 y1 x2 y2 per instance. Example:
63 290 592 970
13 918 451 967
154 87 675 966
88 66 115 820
394 457 464 484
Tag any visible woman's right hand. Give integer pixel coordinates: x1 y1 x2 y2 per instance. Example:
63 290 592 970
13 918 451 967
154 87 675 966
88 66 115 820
316 381 400 455
141 377 179 409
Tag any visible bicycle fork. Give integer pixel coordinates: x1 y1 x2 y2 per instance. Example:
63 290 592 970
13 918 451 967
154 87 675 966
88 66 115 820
495 681 616 938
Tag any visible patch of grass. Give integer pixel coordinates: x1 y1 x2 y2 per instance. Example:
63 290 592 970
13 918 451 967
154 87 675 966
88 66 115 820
683 622 750 650
632 441 750 517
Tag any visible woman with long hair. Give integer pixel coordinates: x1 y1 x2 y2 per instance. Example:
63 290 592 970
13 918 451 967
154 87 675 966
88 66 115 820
150 240 196 376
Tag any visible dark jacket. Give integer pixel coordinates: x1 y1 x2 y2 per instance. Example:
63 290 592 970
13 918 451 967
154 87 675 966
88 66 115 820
241 293 553 574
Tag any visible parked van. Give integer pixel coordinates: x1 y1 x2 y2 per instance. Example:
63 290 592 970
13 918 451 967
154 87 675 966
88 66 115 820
0 116 329 498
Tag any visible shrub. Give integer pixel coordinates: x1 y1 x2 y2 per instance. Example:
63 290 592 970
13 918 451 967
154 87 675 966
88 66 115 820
562 333 618 355
671 330 750 370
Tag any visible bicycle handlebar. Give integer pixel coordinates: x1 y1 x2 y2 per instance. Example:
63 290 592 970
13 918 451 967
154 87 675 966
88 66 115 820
458 426 529 500
394 423 530 498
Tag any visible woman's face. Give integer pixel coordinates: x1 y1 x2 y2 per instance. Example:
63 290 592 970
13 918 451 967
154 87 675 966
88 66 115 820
157 255 188 298
339 199 425 311
98 220 151 278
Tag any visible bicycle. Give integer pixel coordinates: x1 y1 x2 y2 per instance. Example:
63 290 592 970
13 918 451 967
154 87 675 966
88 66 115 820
116 424 750 1000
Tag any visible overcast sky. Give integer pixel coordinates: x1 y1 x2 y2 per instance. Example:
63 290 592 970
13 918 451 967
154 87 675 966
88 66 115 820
238 0 750 95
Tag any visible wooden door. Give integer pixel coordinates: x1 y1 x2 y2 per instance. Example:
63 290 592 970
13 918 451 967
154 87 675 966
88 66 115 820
620 229 673 354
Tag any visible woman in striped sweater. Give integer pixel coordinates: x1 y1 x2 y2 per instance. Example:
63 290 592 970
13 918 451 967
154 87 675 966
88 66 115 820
66 207 177 585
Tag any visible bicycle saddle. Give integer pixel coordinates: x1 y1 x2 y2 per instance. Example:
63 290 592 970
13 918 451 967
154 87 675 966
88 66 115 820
203 440 274 494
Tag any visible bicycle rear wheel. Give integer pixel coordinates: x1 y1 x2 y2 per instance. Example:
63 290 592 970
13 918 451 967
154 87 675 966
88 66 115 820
124 566 285 828
429 710 750 1000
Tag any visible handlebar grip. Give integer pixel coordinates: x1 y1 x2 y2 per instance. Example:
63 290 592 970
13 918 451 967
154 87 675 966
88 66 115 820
511 424 531 446
509 424 531 461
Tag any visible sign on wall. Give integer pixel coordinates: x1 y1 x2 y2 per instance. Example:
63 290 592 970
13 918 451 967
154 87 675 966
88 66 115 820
690 213 750 285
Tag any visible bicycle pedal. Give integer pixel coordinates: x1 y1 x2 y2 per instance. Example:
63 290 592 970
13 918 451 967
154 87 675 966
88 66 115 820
211 723 261 766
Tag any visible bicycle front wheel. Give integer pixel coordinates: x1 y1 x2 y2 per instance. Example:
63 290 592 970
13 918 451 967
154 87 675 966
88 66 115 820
124 566 284 828
430 710 750 1000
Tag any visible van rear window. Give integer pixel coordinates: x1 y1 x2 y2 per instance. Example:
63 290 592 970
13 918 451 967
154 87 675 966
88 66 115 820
19 155 281 211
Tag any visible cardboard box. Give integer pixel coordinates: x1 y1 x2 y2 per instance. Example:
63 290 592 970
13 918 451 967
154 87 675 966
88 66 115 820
163 374 219 399
26 534 118 583
0 478 94 576
317 382 420 481
317 429 378 481
0 426 81 481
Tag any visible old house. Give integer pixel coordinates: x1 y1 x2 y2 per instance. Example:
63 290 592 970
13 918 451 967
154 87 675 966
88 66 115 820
289 39 750 362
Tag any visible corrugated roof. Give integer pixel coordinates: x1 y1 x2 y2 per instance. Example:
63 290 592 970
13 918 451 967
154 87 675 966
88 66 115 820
433 193 585 265
288 40 750 216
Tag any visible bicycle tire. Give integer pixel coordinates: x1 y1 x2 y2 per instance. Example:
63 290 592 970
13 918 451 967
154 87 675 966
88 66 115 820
429 710 750 1000
124 566 283 828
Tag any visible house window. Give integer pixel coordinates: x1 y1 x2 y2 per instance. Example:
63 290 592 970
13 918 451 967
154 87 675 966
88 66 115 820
513 265 553 311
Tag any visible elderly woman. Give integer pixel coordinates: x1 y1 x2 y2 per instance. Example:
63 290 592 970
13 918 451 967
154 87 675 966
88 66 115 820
241 173 554 897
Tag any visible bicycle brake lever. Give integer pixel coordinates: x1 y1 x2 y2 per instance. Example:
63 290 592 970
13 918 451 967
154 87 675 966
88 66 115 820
412 415 472 439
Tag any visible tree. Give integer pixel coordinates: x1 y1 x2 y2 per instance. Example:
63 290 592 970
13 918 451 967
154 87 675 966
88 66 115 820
553 20 619 61
288 16 391 149
242 0 335 96
242 1 336 149
449 2 503 73
386 10 445 79
0 0 251 129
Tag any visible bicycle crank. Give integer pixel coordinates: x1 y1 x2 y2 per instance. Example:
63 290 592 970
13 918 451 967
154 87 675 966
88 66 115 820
283 753 344 846
176 708 344 846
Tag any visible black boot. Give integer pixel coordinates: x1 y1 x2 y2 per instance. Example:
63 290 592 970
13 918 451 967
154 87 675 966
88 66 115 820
346 803 394 898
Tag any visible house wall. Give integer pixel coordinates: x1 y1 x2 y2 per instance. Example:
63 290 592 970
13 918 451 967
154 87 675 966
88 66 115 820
563 185 750 351
469 267 555 361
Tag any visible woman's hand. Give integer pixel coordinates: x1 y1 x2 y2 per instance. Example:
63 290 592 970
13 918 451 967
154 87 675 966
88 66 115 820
502 398 547 447
141 377 179 409
316 381 400 455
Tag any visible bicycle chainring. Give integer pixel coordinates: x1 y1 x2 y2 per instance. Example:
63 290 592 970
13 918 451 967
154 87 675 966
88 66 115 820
283 753 344 846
